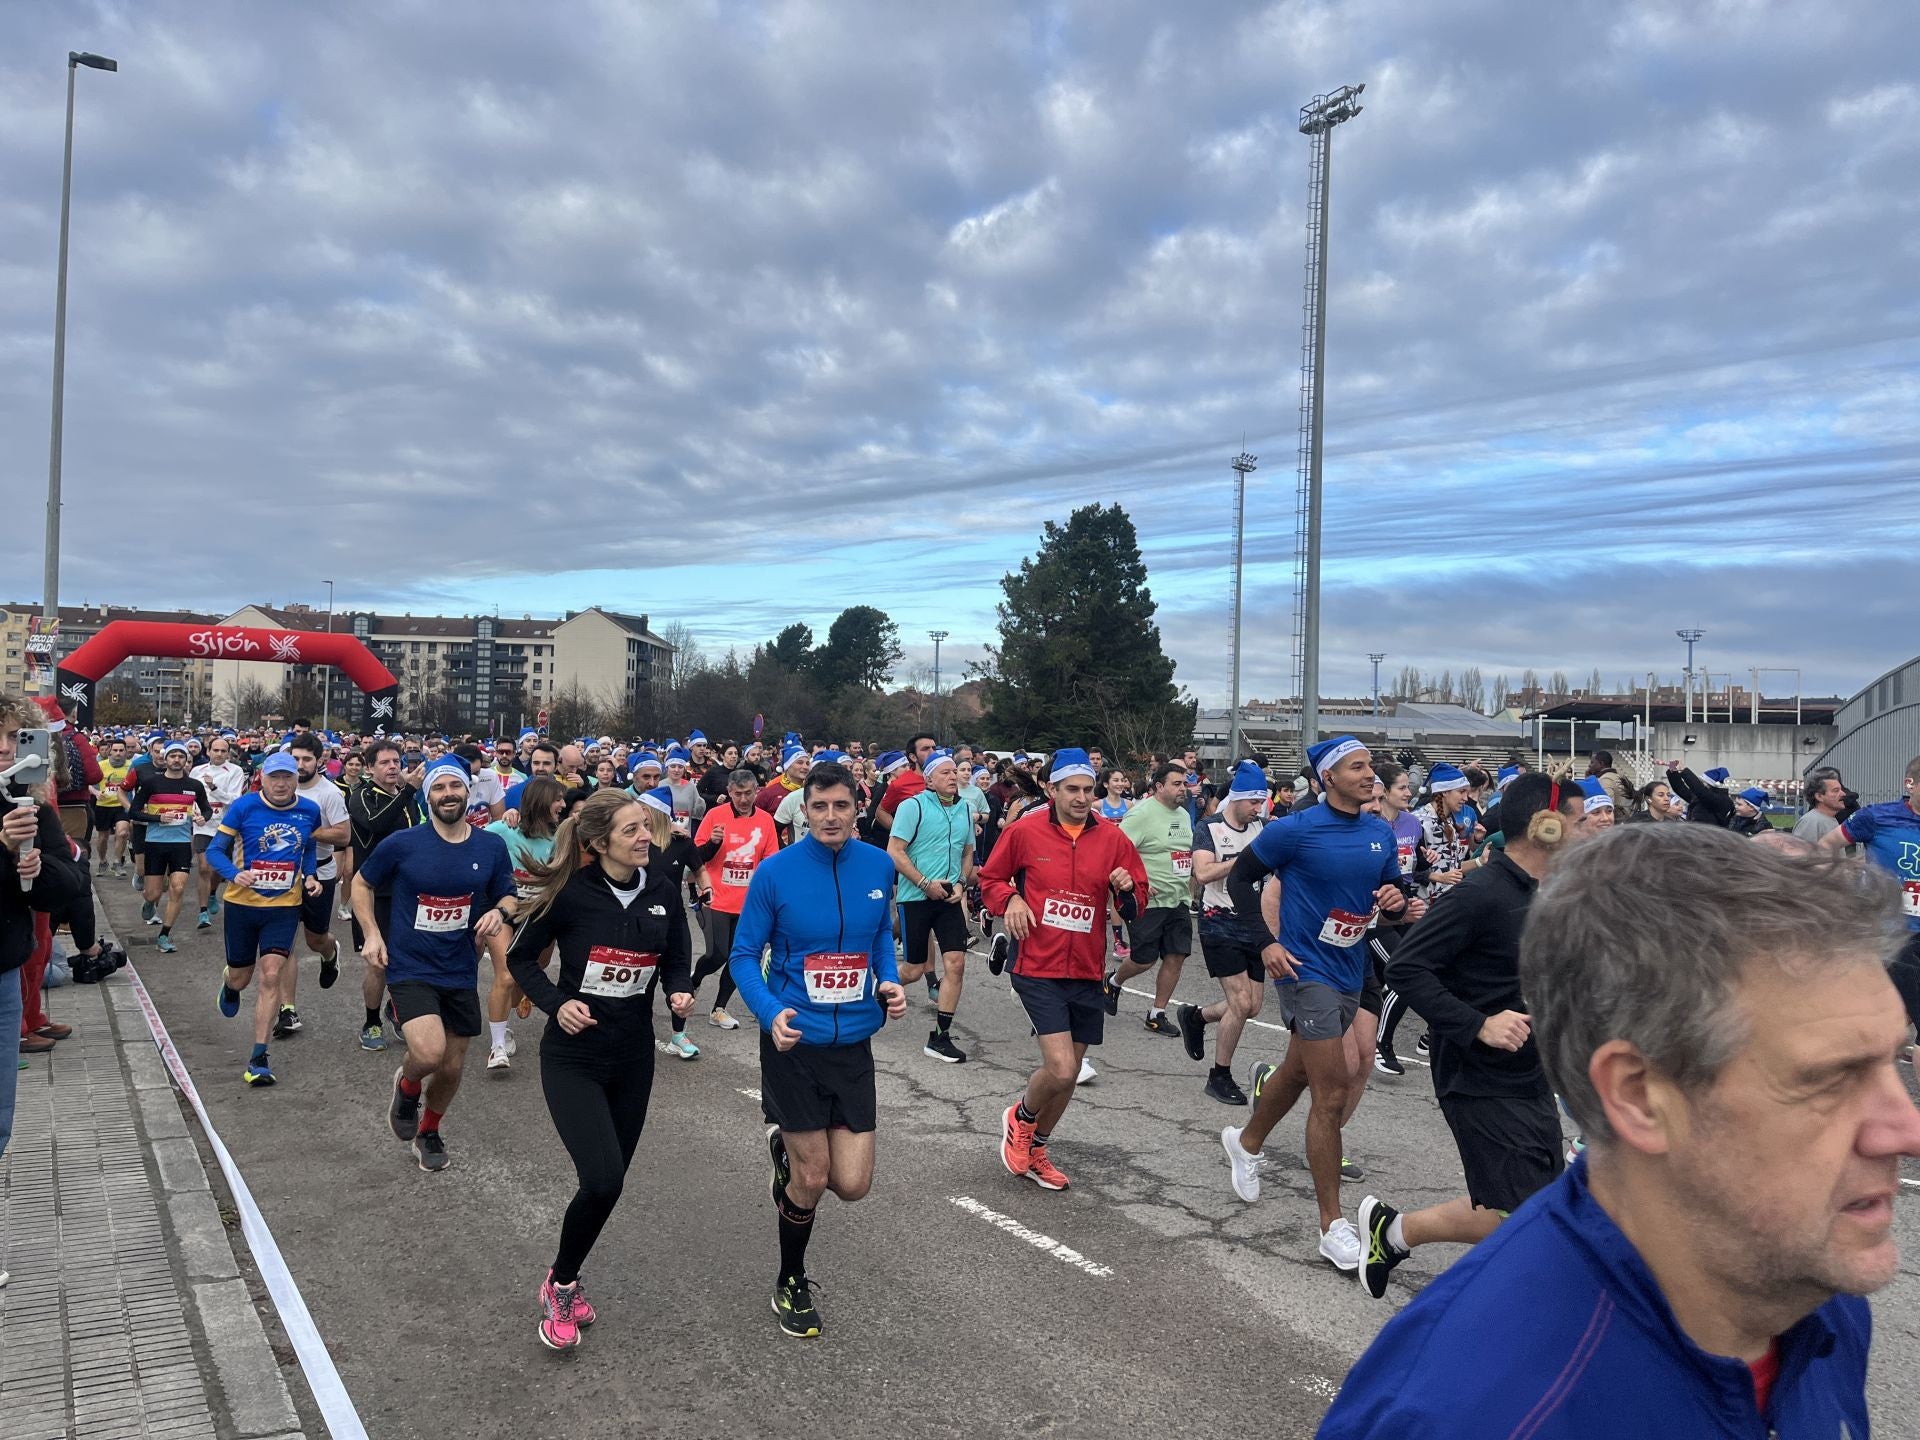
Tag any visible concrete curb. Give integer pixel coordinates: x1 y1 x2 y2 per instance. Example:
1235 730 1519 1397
95 909 310 1440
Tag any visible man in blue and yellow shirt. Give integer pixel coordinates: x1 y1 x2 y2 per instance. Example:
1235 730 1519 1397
206 752 322 1088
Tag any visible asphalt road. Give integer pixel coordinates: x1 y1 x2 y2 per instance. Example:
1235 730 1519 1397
91 871 1920 1439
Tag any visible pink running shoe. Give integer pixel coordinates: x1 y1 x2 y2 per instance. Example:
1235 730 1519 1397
544 1269 596 1326
538 1274 585 1350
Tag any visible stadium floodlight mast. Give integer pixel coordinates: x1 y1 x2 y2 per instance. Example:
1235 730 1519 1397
42 50 119 696
1368 652 1386 716
1227 451 1258 762
1290 81 1363 759
929 630 949 741
1676 628 1705 723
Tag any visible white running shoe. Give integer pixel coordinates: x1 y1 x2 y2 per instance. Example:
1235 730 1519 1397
486 1044 511 1072
503 1028 517 1057
1075 1056 1097 1085
1221 1125 1265 1202
709 1008 740 1030
1319 1216 1362 1272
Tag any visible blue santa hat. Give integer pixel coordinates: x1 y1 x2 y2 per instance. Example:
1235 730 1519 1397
1226 760 1269 803
629 750 662 774
519 727 539 741
421 754 471 791
1704 767 1731 785
1308 734 1366 779
1426 763 1469 794
1579 777 1614 812
1738 786 1770 807
813 749 850 766
875 750 908 777
781 744 808 772
1048 748 1096 783
688 729 707 744
922 748 956 776
664 744 691 766
637 785 676 817
1496 764 1521 789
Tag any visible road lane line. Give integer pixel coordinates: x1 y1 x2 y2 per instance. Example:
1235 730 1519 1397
124 961 370 1440
948 1195 1113 1278
1116 982 1429 1066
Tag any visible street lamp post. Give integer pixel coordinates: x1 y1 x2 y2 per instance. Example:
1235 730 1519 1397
1228 452 1257 762
928 630 949 742
42 50 118 696
1676 628 1705 724
322 580 335 732
1368 652 1386 717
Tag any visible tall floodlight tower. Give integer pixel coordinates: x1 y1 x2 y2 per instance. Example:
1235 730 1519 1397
1677 628 1705 723
1291 83 1364 760
1227 451 1258 762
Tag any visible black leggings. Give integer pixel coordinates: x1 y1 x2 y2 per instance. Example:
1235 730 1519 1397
542 1036 655 1285
1894 933 1920 1034
692 908 739 1010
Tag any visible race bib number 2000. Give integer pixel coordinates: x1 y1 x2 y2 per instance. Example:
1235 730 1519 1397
1040 891 1096 934
415 894 473 933
803 952 868 1005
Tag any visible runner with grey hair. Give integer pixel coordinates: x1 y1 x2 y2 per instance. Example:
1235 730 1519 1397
1322 824 1920 1437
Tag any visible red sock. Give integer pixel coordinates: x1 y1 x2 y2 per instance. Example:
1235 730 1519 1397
420 1107 444 1135
398 1075 423 1098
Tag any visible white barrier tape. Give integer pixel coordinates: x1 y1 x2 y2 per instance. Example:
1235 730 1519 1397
123 962 370 1440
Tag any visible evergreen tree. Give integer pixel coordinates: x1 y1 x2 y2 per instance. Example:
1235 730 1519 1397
983 503 1193 757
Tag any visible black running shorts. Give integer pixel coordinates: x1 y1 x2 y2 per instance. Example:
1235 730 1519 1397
900 898 970 963
299 876 338 936
387 980 483 1038
760 1033 876 1134
1201 933 1264 981
1438 1091 1566 1215
144 842 192 878
1128 904 1192 962
1009 973 1105 1046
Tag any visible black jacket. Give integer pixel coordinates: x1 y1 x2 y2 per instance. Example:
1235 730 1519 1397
506 861 692 1054
3 802 87 975
1667 767 1768 835
1383 850 1546 1100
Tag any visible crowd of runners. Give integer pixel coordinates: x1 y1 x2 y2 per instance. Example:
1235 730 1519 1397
4 689 1918 1434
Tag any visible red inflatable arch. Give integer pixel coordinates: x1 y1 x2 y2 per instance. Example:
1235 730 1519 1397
56 621 401 730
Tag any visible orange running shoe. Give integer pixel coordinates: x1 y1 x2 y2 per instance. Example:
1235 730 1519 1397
1026 1144 1070 1190
1000 1102 1035 1176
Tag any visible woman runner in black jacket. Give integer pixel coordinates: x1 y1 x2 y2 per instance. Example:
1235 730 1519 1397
507 789 693 1351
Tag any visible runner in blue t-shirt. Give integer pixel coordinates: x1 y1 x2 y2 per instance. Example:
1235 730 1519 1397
351 756 517 1173
1823 756 1920 1028
1215 735 1410 1273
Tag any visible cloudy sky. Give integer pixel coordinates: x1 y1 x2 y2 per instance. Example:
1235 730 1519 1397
3 0 1915 707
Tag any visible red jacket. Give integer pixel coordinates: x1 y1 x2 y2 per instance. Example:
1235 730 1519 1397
979 806 1148 981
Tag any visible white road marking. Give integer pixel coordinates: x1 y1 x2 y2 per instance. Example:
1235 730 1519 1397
737 1087 762 1101
949 1195 1113 1277
1901 1177 1920 1190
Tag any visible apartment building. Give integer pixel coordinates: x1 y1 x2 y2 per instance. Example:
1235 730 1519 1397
0 602 222 720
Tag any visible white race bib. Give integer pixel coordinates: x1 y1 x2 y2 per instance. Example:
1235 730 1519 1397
803 951 868 1005
1317 908 1369 948
1171 849 1193 878
250 860 295 893
723 861 754 888
1904 881 1920 919
416 894 472 933
580 944 657 999
1040 891 1097 934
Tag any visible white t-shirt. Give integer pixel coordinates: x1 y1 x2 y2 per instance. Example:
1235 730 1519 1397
189 762 247 837
297 775 351 881
774 787 811 846
464 768 505 830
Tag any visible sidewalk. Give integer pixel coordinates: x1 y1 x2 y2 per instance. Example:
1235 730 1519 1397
1 935 308 1440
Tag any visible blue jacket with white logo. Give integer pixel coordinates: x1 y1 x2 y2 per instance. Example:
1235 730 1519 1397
1318 1157 1872 1438
728 834 899 1047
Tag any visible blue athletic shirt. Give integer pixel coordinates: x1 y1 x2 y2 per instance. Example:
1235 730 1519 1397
207 792 323 909
1838 799 1920 931
1245 802 1402 992
354 824 516 986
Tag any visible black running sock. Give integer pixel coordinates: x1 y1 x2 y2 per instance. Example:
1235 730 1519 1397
1033 1129 1050 1147
775 1186 816 1285
1210 1063 1231 1079
935 1011 954 1036
364 1008 380 1028
1015 1101 1037 1126
158 926 170 938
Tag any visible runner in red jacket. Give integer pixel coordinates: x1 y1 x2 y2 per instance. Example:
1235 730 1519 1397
979 748 1147 1191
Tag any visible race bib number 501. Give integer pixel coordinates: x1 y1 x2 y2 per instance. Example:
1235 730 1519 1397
416 894 473 933
580 945 658 999
803 952 868 1004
